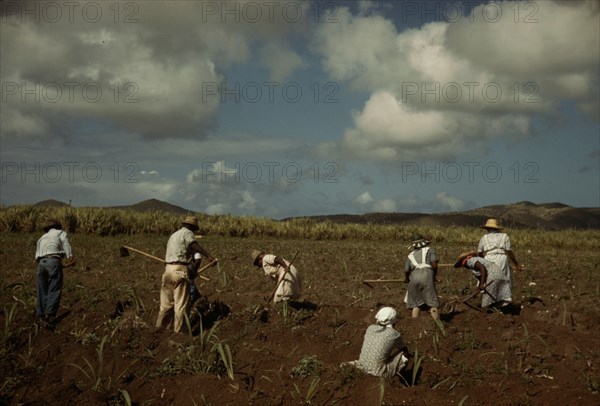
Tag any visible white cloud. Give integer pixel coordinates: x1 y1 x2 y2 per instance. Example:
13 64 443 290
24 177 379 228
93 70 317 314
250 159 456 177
348 91 450 146
206 203 227 215
187 161 239 184
373 198 396 212
318 91 532 162
140 170 160 176
259 42 307 82
312 1 599 163
1 108 49 139
0 0 311 141
445 1 599 76
435 192 465 212
238 190 258 210
312 7 402 90
355 191 374 205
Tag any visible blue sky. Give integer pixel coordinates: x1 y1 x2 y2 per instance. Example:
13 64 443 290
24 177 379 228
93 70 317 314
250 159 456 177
1 0 598 218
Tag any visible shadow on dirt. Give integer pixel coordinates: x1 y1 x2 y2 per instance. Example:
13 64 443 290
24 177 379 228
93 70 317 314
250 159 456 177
253 300 319 324
113 300 132 318
398 361 423 387
38 310 72 331
498 302 522 316
288 300 318 311
440 311 461 323
190 299 231 335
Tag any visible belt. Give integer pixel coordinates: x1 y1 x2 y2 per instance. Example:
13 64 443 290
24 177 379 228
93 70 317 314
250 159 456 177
38 254 61 261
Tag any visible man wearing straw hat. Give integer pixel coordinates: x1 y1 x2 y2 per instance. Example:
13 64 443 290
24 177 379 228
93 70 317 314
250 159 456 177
156 215 217 333
35 219 74 326
404 234 440 321
478 219 523 299
252 250 301 303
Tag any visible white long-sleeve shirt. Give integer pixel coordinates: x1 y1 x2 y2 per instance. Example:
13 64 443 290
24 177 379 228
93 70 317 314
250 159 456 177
35 229 73 260
261 254 301 302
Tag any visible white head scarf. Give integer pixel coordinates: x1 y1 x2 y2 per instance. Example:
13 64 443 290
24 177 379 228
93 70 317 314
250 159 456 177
375 307 397 328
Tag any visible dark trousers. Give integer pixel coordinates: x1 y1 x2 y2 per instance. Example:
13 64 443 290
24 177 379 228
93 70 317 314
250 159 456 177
36 257 63 316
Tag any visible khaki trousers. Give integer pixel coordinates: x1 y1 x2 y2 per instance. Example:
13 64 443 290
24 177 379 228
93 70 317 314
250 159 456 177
156 264 189 333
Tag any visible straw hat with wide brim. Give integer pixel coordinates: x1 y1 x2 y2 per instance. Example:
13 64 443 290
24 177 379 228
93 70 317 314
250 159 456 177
481 218 503 230
251 250 265 266
42 219 62 232
454 251 478 268
182 216 200 230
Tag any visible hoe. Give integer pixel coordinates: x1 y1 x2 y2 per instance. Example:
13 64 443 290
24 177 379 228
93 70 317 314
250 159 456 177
119 245 214 281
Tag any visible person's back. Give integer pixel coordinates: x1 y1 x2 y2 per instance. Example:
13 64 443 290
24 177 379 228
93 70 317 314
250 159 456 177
358 325 403 368
349 307 408 378
405 234 440 320
165 227 194 263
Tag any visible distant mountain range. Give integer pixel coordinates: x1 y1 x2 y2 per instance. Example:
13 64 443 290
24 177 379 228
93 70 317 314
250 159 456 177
111 199 190 214
284 201 600 230
32 199 600 229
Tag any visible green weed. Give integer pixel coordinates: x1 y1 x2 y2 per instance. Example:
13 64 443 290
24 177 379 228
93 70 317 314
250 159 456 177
153 320 235 380
17 324 48 368
430 376 452 390
1 303 19 356
68 334 137 393
291 355 322 378
293 377 321 405
213 341 234 380
509 323 550 372
411 347 424 386
400 347 424 387
432 330 440 359
583 372 599 394
458 329 483 350
71 325 100 345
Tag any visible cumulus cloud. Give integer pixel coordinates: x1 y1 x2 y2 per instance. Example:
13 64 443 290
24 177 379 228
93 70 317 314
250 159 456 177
312 0 599 163
259 42 307 81
373 198 396 212
355 191 375 205
318 91 532 161
434 192 465 212
445 1 599 76
140 170 160 176
0 0 310 141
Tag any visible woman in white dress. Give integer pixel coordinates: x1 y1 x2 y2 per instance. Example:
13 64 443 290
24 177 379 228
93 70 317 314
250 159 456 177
477 219 523 301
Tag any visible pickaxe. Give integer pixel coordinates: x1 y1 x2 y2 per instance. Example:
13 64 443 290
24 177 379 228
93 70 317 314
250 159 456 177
361 263 455 288
119 245 211 281
458 283 498 312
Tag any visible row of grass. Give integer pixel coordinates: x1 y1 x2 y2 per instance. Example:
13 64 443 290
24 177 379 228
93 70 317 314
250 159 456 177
1 205 598 248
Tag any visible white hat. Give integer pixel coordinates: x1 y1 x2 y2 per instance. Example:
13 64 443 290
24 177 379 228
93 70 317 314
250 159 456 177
193 253 201 260
375 307 397 327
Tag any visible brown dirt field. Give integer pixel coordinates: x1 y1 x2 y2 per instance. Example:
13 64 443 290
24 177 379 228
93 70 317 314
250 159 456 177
1 233 599 405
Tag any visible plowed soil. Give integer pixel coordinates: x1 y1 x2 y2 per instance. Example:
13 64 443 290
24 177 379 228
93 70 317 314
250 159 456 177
1 233 598 405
